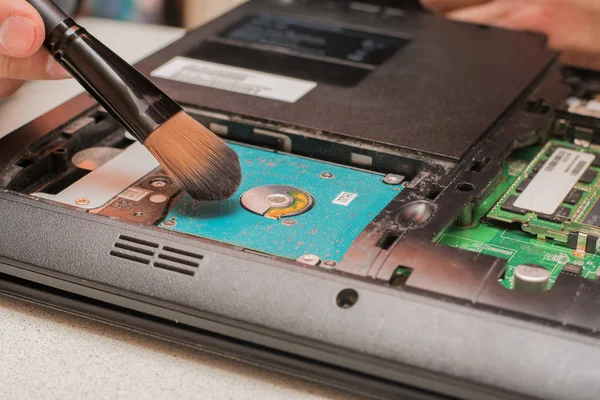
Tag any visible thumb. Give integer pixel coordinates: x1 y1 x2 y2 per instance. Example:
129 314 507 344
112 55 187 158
0 0 45 58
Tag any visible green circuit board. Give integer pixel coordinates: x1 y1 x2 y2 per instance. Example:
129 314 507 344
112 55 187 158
437 144 600 289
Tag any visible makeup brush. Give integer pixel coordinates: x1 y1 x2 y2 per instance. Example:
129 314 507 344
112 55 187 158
26 0 242 201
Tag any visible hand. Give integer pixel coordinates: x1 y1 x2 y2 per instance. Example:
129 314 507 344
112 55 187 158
421 0 600 71
0 0 70 99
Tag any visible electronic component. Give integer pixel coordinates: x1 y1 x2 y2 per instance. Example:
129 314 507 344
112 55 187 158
579 168 598 185
516 178 532 193
438 144 600 289
488 141 600 254
500 195 528 215
513 264 550 293
161 143 400 262
582 199 600 226
564 189 584 205
566 232 599 255
536 206 570 223
562 263 583 276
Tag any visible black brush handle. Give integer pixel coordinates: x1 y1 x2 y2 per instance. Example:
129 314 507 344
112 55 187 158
26 0 67 35
26 0 181 143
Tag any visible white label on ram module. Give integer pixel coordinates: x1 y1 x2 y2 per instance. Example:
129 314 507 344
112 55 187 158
150 57 317 103
514 148 595 214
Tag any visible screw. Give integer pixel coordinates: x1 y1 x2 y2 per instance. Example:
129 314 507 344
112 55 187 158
296 254 321 266
149 194 169 204
151 179 168 188
320 172 334 179
282 219 296 226
134 212 144 217
75 198 90 205
162 220 177 227
322 260 337 269
383 174 404 185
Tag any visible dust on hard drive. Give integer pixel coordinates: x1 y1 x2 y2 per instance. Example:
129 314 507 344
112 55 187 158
160 143 400 263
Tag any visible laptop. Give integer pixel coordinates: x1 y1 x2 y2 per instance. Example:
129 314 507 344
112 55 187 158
1 1 598 399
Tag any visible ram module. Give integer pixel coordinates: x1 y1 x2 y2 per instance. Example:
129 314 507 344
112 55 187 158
437 145 600 289
488 140 600 255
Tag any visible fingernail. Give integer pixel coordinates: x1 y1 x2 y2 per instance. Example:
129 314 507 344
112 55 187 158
0 16 36 56
47 56 71 79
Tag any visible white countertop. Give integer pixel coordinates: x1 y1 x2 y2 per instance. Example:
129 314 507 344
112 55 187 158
0 18 361 400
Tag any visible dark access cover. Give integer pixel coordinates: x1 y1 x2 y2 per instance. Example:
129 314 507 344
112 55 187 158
136 0 556 161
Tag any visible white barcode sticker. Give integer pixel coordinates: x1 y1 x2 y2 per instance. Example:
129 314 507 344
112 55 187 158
150 57 317 103
332 192 358 206
119 187 151 202
514 148 595 214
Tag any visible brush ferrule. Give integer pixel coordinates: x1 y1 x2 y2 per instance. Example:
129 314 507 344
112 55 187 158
44 19 182 143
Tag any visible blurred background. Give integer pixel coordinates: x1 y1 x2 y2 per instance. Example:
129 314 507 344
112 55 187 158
62 1 424 28
67 0 247 28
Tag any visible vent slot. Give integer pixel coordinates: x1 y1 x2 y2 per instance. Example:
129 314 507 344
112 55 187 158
154 262 195 276
114 242 155 256
109 251 150 265
111 236 203 277
158 253 200 267
163 246 204 260
119 235 159 248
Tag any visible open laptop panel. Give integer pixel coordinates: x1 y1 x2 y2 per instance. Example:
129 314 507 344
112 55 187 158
1 2 599 399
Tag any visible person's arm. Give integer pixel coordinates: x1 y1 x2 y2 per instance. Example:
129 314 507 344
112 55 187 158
421 0 600 70
0 0 70 99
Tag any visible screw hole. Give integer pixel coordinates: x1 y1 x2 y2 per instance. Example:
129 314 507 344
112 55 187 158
456 182 475 192
470 157 490 172
425 187 442 200
336 288 359 309
53 147 67 155
150 178 169 188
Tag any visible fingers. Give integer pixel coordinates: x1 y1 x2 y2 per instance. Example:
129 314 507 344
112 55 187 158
445 1 600 54
0 0 45 58
421 0 491 14
536 1 600 55
0 78 24 98
0 50 70 80
560 51 600 72
0 1 69 82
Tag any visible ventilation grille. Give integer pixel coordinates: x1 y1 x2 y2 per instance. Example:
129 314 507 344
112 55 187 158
110 235 203 276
